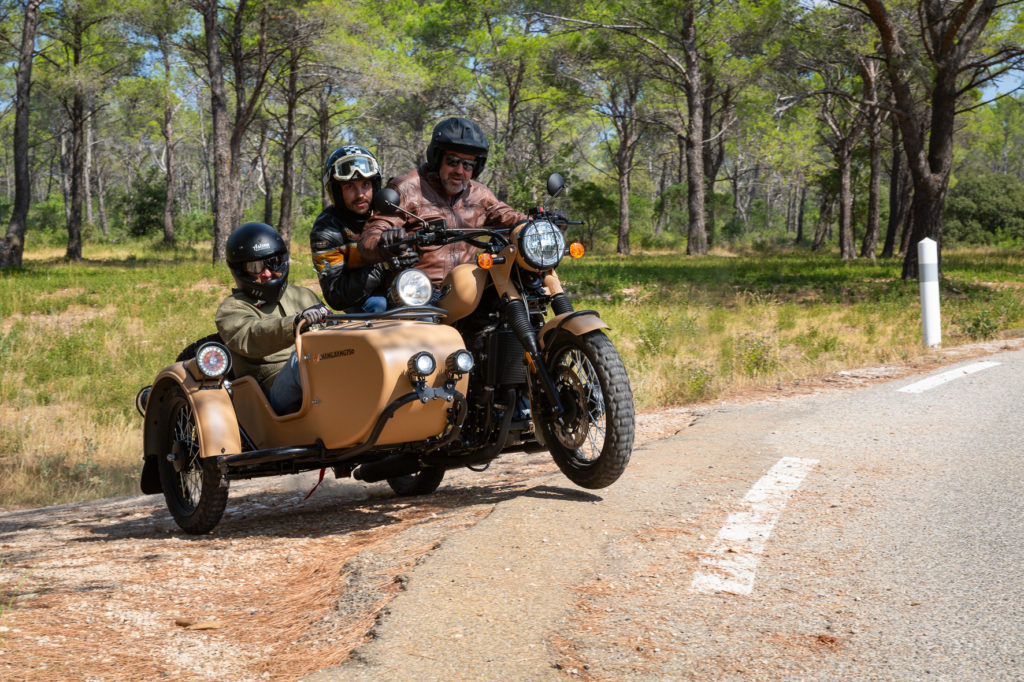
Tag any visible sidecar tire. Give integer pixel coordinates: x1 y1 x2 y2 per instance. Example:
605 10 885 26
157 387 229 534
541 331 634 489
387 467 445 496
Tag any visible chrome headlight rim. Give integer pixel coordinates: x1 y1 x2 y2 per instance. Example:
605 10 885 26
390 268 433 307
518 219 566 270
195 342 232 379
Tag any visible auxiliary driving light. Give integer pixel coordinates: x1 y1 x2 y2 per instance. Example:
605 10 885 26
408 351 436 379
446 349 475 375
196 342 232 378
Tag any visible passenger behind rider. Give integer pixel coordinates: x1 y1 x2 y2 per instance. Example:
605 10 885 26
357 117 527 290
216 222 329 415
310 145 392 313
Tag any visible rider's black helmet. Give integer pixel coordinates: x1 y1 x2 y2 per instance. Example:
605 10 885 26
226 222 290 304
425 117 488 179
323 145 382 210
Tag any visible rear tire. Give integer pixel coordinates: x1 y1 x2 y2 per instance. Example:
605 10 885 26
156 386 229 534
387 467 445 496
540 331 634 489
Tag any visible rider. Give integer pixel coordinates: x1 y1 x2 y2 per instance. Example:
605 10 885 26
310 145 389 313
357 117 527 287
216 222 329 415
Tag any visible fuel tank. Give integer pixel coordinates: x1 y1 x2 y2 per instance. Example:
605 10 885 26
231 319 469 451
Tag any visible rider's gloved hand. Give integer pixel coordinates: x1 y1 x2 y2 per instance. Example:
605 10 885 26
394 250 420 268
294 303 329 330
546 209 569 224
378 227 407 256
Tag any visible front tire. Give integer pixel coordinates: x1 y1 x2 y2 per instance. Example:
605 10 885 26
157 387 229 534
387 467 445 496
540 331 634 489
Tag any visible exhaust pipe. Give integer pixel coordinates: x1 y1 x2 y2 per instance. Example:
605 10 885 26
352 453 422 483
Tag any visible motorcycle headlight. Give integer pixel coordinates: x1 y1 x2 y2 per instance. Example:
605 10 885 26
518 219 566 270
391 268 433 306
408 351 436 378
195 342 231 378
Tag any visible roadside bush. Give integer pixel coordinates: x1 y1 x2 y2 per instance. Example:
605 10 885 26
945 170 1024 244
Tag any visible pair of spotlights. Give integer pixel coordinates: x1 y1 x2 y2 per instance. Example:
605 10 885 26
407 349 474 380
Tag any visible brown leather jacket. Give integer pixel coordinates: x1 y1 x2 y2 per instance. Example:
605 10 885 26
358 165 526 285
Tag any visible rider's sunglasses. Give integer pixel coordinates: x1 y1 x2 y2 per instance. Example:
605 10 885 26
443 154 477 172
243 255 286 275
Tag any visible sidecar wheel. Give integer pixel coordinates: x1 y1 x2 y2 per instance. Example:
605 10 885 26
157 387 229 534
541 331 634 489
387 467 445 496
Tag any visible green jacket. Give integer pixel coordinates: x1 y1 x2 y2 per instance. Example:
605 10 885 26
215 283 322 393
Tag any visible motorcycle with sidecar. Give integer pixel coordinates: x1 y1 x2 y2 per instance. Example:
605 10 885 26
136 173 634 534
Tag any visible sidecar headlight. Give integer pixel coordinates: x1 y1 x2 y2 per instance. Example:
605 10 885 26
518 219 566 270
446 349 474 375
408 351 436 379
196 343 232 378
391 268 433 307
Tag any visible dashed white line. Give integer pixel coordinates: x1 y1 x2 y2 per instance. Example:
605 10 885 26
896 361 1000 394
691 456 818 596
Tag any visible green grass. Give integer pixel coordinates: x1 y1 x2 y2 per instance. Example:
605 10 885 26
2 241 1023 508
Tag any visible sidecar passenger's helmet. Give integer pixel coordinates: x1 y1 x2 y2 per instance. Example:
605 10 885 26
425 117 488 179
323 145 382 210
226 222 290 305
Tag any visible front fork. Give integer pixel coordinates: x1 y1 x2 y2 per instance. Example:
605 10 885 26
503 296 565 417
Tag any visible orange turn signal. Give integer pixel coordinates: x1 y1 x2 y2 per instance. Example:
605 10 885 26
477 253 494 269
569 242 585 259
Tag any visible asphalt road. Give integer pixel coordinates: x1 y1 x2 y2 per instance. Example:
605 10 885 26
309 348 1024 680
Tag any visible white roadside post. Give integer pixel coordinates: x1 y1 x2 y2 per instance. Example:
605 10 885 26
918 237 941 347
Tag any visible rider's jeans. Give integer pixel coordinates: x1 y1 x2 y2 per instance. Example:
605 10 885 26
268 351 302 415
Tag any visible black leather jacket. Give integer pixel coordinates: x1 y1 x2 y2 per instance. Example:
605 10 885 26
309 208 386 311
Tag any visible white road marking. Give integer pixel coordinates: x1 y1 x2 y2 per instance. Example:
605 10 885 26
896 361 1000 394
691 456 818 596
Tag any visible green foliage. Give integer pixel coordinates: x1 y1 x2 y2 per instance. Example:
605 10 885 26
945 169 1024 244
117 167 168 237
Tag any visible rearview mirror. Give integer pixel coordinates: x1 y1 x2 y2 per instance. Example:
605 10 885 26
547 173 565 198
374 187 401 213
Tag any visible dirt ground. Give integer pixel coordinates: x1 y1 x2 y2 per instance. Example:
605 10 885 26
1 338 1021 681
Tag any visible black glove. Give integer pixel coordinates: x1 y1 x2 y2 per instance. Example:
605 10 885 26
294 303 329 330
394 250 420 268
378 227 407 256
546 209 569 223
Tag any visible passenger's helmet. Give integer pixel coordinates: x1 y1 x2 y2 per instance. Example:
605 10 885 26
323 145 382 210
226 222 290 304
425 117 488 179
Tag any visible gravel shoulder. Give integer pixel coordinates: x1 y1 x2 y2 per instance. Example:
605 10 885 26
1 338 1021 681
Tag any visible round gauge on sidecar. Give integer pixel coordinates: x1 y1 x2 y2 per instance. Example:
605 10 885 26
195 342 232 378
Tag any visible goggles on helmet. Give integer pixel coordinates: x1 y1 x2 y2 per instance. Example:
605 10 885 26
242 254 287 275
330 152 380 182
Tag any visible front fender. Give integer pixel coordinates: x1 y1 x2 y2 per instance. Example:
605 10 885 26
538 310 610 350
142 363 242 486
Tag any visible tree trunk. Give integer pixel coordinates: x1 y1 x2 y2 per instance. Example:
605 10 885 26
161 44 176 246
1 0 42 269
860 131 882 258
812 190 836 251
201 0 234 262
616 169 630 254
97 169 109 236
795 184 807 244
881 117 906 258
278 51 300 247
66 90 86 261
837 145 856 260
84 108 93 226
682 6 707 255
